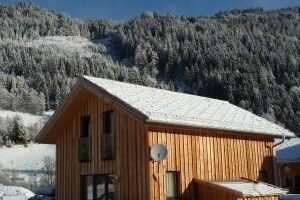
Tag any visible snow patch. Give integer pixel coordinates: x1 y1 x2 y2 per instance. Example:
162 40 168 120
26 36 105 57
0 185 35 199
0 110 43 127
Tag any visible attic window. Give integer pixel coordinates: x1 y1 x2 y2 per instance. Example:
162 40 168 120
101 111 114 160
103 111 114 133
79 115 91 162
81 116 90 138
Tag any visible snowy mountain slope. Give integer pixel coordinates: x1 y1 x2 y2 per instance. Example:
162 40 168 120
0 144 55 171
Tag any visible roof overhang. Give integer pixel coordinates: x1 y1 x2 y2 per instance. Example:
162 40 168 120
146 120 296 139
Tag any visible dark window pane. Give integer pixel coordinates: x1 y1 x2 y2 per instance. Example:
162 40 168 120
166 171 178 200
103 111 114 134
283 177 293 187
101 134 114 160
295 176 300 187
80 137 91 162
81 116 90 138
81 176 87 200
107 176 116 200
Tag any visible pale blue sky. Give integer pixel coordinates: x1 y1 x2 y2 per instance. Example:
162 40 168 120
0 0 299 19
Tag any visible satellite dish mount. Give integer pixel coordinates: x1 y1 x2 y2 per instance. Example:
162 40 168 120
150 143 168 163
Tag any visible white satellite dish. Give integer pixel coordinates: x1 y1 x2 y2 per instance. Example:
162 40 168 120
151 143 168 162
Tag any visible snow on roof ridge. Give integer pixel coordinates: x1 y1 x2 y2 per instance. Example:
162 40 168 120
83 76 295 137
83 75 229 103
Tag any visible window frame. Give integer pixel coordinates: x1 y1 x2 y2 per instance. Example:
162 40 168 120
165 171 180 200
79 115 91 162
80 174 116 200
101 110 115 160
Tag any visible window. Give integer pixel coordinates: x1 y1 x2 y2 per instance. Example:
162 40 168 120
282 176 293 188
101 111 114 160
81 174 116 200
295 175 300 187
81 116 90 138
79 116 91 162
166 171 179 200
259 170 269 183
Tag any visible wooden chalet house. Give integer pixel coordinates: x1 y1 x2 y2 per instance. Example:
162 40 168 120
37 76 294 200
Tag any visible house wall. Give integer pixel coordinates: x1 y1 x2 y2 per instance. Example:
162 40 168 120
55 92 149 200
278 162 300 193
55 89 276 200
194 180 279 200
147 125 275 200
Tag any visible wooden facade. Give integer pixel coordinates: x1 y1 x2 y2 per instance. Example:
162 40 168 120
148 125 275 200
55 91 149 200
36 78 289 200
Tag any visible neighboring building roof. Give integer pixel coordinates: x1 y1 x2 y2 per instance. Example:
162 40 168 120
275 138 300 163
84 76 295 138
209 179 288 197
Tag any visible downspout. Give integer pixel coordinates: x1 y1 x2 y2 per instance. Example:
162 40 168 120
272 133 286 186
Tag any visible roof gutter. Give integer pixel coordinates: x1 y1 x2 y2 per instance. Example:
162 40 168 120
272 133 286 187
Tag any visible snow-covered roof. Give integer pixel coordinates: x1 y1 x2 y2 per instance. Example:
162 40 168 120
84 76 295 138
275 138 300 163
210 180 288 196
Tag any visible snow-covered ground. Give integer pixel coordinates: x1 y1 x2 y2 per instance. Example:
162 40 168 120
0 109 53 128
0 185 35 199
0 144 55 171
0 110 43 127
